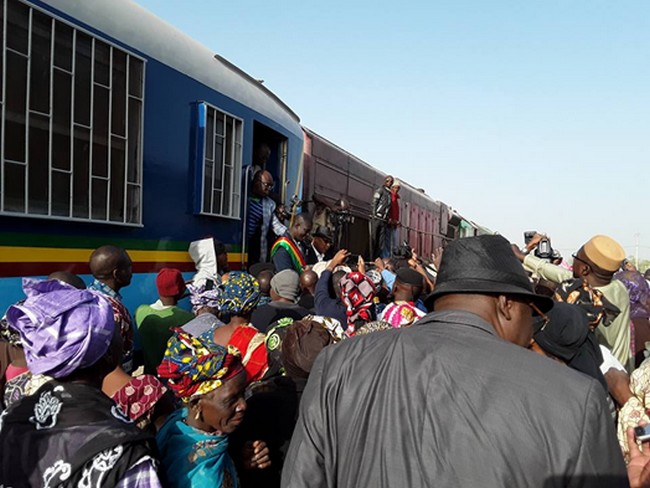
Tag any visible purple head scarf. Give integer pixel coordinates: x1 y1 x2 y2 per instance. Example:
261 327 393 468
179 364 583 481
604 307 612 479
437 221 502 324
6 278 115 378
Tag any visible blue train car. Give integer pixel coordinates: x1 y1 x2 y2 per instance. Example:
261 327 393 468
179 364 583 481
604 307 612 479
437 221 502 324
0 0 304 314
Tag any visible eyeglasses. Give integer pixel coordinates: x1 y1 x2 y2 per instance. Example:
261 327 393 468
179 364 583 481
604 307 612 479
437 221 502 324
261 181 274 190
529 302 550 331
571 254 590 268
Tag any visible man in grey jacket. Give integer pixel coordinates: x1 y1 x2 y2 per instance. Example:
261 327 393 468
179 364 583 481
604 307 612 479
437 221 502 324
282 235 628 487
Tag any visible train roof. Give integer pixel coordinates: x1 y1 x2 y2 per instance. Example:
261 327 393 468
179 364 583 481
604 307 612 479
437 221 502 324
44 0 302 137
304 127 446 207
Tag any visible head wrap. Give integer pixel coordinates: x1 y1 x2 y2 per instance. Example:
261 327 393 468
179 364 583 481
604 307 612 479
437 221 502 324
355 320 392 336
614 269 650 320
303 315 346 342
6 278 115 378
381 302 426 328
533 302 606 391
340 272 377 335
156 268 186 297
281 319 337 379
187 282 220 314
270 269 300 302
216 271 261 317
365 269 383 289
157 328 244 401
264 317 296 378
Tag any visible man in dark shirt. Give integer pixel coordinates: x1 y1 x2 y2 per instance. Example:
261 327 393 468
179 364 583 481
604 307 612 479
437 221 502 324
251 270 310 333
370 175 393 259
297 270 318 311
271 214 312 273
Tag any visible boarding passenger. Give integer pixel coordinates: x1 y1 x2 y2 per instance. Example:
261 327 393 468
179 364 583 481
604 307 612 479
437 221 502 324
157 329 270 488
189 237 229 288
270 213 312 273
282 235 627 487
247 170 287 264
379 267 426 328
313 250 350 327
251 270 310 333
210 272 268 383
1 280 162 486
513 234 632 371
1 272 85 409
339 271 377 336
89 244 136 373
304 225 334 265
135 268 194 375
614 262 650 367
297 269 318 311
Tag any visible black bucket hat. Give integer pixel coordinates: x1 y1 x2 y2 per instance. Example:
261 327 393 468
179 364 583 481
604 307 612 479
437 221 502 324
313 225 334 243
424 235 553 312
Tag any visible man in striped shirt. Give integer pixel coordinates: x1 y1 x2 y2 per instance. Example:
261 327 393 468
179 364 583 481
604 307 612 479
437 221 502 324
247 170 287 264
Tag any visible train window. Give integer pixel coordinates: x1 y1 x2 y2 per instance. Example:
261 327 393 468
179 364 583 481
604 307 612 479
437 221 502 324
196 102 243 219
0 0 145 225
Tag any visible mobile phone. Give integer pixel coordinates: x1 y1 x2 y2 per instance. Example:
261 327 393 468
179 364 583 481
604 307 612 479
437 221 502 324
634 425 650 441
346 253 361 264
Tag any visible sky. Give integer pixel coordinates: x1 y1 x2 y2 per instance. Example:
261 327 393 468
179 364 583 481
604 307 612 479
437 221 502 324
136 0 650 262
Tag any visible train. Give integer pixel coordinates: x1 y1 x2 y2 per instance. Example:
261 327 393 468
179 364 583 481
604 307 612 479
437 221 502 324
0 0 489 314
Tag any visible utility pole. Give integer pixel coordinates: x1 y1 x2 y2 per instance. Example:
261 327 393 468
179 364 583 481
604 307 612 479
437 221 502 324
635 233 640 269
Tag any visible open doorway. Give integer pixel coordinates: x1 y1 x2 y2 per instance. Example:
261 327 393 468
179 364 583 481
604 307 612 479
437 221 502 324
252 122 288 202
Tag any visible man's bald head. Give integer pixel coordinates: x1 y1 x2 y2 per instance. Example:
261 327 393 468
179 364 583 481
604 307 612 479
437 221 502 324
300 270 318 295
89 245 133 292
257 269 274 296
252 170 274 198
48 271 86 290
290 213 313 242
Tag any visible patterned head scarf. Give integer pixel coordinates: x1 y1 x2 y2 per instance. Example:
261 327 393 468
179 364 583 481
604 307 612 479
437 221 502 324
187 282 221 314
216 271 261 317
6 278 115 378
303 315 346 342
554 278 620 330
264 317 296 378
365 269 383 289
157 328 244 402
614 269 650 320
355 320 392 336
340 272 377 335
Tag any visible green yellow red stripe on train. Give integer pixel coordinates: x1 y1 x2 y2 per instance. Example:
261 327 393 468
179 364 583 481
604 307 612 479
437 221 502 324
0 233 243 277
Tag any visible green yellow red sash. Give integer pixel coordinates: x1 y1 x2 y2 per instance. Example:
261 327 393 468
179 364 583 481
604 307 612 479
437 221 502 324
270 237 306 271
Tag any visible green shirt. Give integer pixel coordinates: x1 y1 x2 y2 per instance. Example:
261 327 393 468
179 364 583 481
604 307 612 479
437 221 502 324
135 301 194 375
524 255 632 372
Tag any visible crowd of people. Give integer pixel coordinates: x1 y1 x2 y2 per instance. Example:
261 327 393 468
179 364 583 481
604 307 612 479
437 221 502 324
1 174 650 486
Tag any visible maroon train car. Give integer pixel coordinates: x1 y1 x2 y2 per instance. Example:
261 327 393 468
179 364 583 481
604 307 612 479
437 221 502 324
302 128 452 259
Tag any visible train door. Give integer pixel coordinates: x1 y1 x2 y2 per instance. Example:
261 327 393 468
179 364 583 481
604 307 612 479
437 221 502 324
241 122 288 267
252 122 289 202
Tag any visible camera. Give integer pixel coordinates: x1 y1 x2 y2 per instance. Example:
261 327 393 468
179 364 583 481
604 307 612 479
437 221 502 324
524 231 553 260
329 208 354 227
392 241 413 260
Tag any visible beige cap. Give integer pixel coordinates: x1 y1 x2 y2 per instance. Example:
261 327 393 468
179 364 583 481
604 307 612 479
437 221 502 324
582 235 626 272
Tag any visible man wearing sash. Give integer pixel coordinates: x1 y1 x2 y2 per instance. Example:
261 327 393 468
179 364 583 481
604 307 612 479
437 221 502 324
271 214 313 273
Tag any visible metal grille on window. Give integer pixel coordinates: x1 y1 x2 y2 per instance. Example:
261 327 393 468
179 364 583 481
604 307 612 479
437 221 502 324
200 102 242 219
0 0 145 225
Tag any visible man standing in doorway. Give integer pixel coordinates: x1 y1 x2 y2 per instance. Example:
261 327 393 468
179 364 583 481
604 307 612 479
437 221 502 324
247 170 287 264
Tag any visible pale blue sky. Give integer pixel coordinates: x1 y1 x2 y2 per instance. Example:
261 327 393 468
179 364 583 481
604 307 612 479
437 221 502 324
136 0 650 262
